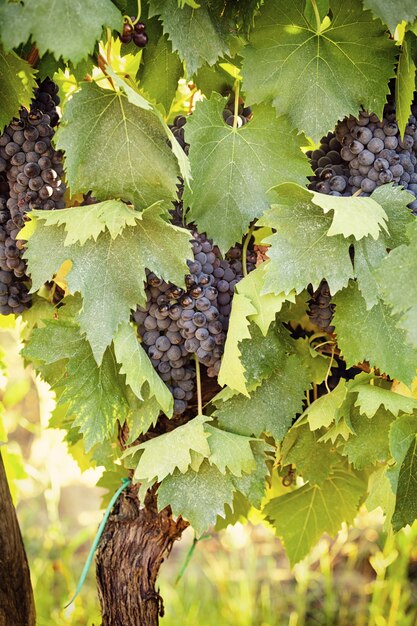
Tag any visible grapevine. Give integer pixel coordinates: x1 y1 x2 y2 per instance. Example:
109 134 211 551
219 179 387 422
1 2 417 625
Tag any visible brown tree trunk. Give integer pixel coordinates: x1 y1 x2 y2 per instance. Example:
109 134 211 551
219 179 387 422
0 452 36 626
96 483 188 626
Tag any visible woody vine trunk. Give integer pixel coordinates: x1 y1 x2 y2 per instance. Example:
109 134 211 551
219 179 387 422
0 452 36 626
96 484 188 626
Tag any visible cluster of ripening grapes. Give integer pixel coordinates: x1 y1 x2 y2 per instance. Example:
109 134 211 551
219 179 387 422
119 18 148 48
0 79 65 314
308 100 417 331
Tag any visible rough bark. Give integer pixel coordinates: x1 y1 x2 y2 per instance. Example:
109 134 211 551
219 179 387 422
0 452 36 626
96 483 188 626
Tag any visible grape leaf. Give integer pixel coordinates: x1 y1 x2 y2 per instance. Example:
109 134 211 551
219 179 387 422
333 282 417 385
281 424 338 485
342 407 394 469
371 185 415 249
264 469 365 565
113 322 173 416
231 440 273 509
148 0 229 76
236 264 296 336
240 322 294 387
55 82 179 209
205 425 256 477
301 380 348 430
0 48 36 132
363 0 417 32
241 0 395 141
215 355 310 441
125 387 163 443
217 293 257 396
353 237 387 309
0 0 121 64
139 34 183 114
25 206 191 364
375 223 417 349
22 321 129 450
390 415 417 465
124 415 211 483
183 95 310 252
157 459 236 535
353 381 417 418
31 200 141 246
259 184 354 295
396 31 417 137
311 193 388 241
392 436 417 530
365 466 396 526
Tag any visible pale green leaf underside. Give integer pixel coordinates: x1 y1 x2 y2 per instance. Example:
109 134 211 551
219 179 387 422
312 193 388 240
25 206 191 364
363 0 417 32
113 322 173 416
264 469 365 565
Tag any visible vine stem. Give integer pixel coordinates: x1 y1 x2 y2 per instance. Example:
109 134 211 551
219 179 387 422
123 0 141 26
311 0 322 33
194 354 203 415
242 224 255 277
233 79 240 130
324 344 336 394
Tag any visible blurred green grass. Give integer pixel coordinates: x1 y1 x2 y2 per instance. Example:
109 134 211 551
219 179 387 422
2 327 417 626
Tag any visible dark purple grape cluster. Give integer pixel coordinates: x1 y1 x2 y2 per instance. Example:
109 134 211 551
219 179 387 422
308 280 334 333
222 101 252 128
308 102 417 213
0 78 66 314
133 232 256 415
169 116 189 154
119 18 148 47
31 78 60 127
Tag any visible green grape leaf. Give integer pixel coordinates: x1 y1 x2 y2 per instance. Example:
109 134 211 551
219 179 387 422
193 63 234 97
392 435 417 530
240 322 294 388
259 184 354 295
183 95 310 252
281 424 338 485
264 469 366 565
31 200 141 245
363 0 417 32
333 282 417 385
353 237 387 309
353 381 417 418
218 293 257 396
241 0 395 141
342 407 394 469
312 193 388 241
236 264 296 336
25 206 191 364
0 0 121 63
55 82 179 209
158 459 236 535
365 466 395 526
113 322 173 416
301 380 348 430
0 48 36 132
139 34 183 114
371 185 415 249
390 415 417 464
215 354 310 441
124 415 211 483
205 424 256 477
231 440 273 509
396 32 417 137
22 321 129 450
125 387 164 443
375 222 417 349
148 0 229 76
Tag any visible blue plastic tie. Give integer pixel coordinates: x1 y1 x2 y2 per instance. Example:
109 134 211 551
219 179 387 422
64 477 131 608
